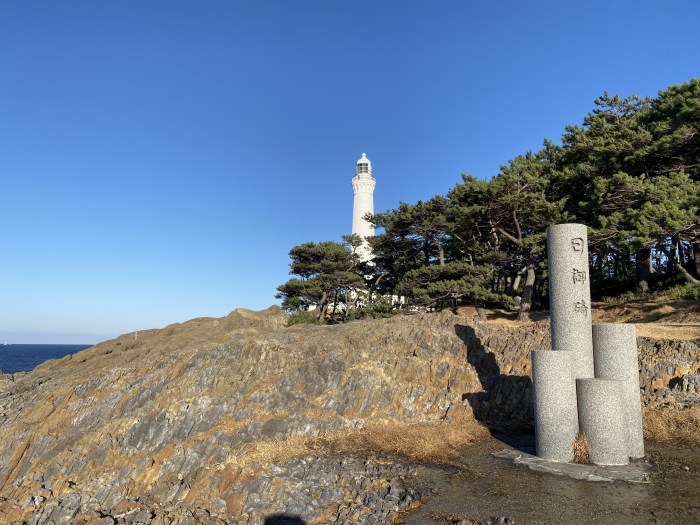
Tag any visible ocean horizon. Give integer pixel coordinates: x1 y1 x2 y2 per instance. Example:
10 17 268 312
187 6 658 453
0 344 93 374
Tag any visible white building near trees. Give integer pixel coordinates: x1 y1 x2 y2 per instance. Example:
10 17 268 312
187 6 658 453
351 152 376 262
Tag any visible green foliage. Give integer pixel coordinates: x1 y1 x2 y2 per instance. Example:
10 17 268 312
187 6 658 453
367 197 451 299
396 262 513 309
285 310 319 326
276 240 365 323
346 296 401 321
680 283 700 301
277 79 700 317
600 291 654 305
600 282 700 304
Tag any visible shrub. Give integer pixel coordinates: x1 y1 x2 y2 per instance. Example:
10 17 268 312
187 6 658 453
285 310 319 327
351 296 400 320
601 282 700 304
680 283 700 301
601 290 653 304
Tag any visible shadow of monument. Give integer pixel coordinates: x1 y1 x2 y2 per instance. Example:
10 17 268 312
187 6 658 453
455 324 535 452
264 515 307 525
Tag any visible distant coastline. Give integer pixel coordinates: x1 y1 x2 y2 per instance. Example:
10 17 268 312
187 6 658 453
0 344 92 374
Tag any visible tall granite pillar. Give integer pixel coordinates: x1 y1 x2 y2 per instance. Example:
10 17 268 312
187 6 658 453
547 223 595 378
593 323 645 458
576 378 629 465
532 350 578 462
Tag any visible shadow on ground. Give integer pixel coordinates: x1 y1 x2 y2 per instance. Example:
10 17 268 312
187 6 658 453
264 515 306 525
455 324 534 452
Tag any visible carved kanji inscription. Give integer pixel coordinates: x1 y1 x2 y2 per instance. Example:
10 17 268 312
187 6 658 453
571 238 584 253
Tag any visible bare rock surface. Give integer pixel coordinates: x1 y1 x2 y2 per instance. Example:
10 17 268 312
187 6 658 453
0 306 697 524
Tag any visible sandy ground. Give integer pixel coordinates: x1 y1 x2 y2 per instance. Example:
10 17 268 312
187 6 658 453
400 434 700 525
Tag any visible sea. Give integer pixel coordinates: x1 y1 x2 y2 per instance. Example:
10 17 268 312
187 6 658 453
0 344 93 374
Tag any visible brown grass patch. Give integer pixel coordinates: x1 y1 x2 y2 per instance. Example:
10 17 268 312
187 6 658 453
593 299 700 325
334 420 489 464
224 420 488 469
634 324 700 340
643 407 700 447
572 432 590 464
459 300 700 335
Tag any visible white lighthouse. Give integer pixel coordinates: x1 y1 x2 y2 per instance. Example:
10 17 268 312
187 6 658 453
351 152 376 262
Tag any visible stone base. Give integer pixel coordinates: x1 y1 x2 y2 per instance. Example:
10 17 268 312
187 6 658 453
492 449 652 483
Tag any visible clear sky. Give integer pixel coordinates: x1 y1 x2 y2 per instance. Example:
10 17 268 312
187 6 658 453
1 1 698 343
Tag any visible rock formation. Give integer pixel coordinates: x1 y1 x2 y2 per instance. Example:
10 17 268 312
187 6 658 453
0 307 697 524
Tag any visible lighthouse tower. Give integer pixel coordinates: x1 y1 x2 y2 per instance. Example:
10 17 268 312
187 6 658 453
351 152 376 262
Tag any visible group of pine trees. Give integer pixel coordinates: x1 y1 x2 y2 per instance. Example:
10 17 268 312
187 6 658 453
277 79 700 323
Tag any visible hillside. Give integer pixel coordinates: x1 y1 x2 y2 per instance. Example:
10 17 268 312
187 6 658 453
0 306 698 524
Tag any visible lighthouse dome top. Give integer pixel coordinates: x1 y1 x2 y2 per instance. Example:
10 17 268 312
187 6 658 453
356 152 372 176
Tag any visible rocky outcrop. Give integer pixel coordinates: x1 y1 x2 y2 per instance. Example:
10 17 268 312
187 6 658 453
0 307 697 524
638 338 700 409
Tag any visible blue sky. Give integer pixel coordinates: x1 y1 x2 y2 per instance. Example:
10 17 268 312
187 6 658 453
1 1 698 343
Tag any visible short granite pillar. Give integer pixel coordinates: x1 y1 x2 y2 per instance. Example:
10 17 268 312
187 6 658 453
576 378 629 466
547 223 594 378
592 323 645 458
532 350 579 462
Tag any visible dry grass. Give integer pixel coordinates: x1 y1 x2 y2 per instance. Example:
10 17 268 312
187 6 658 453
634 324 700 340
643 407 700 447
593 299 700 325
572 432 590 464
468 298 700 336
482 310 700 340
334 420 489 464
224 420 488 469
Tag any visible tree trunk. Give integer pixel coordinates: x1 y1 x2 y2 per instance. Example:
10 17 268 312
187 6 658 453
654 247 663 274
677 237 687 267
532 275 541 311
593 250 604 282
676 263 700 284
316 291 329 323
518 263 536 320
438 243 445 267
511 271 523 297
667 235 678 277
635 248 652 293
694 242 700 277
330 290 338 318
613 253 623 280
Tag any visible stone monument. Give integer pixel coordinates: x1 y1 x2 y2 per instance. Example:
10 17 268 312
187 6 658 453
531 223 644 467
546 223 594 378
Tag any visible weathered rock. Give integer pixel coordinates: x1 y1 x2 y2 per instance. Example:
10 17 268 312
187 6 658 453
0 307 697 523
637 338 700 409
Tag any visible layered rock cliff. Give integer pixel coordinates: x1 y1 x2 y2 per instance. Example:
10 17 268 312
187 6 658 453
0 307 697 524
